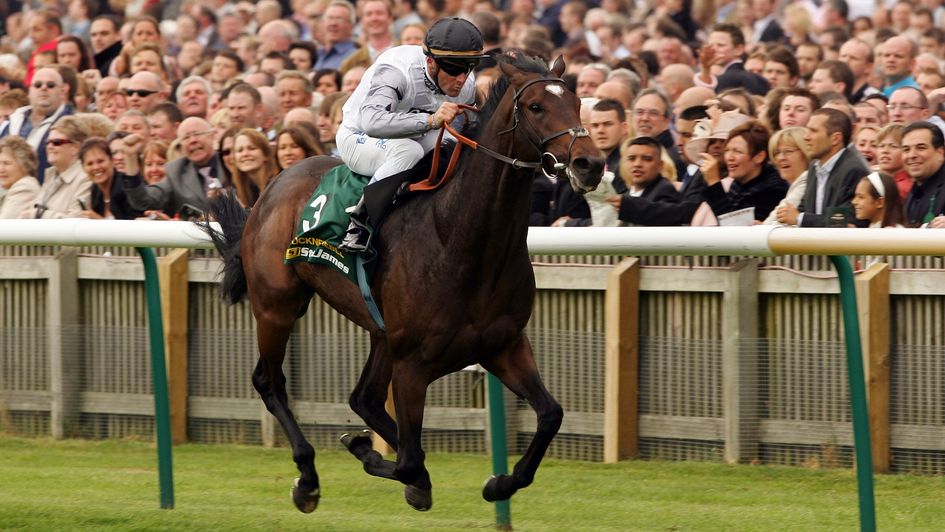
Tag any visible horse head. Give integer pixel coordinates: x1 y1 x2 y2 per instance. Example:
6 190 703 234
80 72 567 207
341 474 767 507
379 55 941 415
493 54 605 194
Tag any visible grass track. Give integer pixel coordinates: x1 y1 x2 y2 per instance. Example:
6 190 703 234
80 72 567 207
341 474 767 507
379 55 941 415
1 436 943 531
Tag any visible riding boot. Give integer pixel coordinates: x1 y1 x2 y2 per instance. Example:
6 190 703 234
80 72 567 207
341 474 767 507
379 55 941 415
338 194 371 253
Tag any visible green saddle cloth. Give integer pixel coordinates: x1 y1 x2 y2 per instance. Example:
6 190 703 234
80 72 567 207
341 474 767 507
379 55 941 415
284 165 374 283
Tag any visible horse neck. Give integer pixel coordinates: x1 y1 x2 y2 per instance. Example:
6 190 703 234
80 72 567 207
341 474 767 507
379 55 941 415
435 130 534 254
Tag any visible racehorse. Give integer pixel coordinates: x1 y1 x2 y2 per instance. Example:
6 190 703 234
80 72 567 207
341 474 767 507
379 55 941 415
204 52 604 513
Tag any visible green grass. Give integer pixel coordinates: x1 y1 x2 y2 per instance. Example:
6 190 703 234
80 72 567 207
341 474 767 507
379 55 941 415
1 436 943 531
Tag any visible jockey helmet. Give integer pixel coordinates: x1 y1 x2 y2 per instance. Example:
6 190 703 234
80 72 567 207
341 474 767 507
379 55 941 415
423 18 489 76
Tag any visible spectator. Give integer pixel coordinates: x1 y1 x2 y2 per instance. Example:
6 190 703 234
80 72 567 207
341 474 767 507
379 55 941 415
129 42 170 83
314 0 359 70
284 107 319 128
399 22 427 46
632 88 685 178
875 124 912 201
77 137 141 219
776 108 870 227
606 136 680 225
1 66 75 182
313 68 342 96
56 35 94 73
764 127 810 225
27 115 92 218
881 36 920 97
341 66 366 93
276 124 323 171
901 121 945 226
0 136 40 219
854 125 879 166
106 130 130 175
101 91 128 122
853 102 883 130
751 0 786 44
593 81 634 111
25 9 63 86
142 139 170 185
147 102 183 142
888 87 945 134
762 47 799 89
116 109 151 137
124 71 168 112
122 117 224 215
699 120 787 222
808 60 855 101
0 90 29 124
209 50 244 93
840 39 880 103
694 23 769 95
575 63 609 98
357 0 397 61
795 41 823 85
852 172 905 227
90 15 122 77
176 76 212 119
657 64 695 104
231 128 280 206
226 83 262 130
674 104 710 191
316 91 347 154
288 41 319 72
218 125 240 187
778 87 819 129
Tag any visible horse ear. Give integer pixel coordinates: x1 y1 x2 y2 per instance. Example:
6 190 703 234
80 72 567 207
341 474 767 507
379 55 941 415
551 56 565 77
499 60 519 81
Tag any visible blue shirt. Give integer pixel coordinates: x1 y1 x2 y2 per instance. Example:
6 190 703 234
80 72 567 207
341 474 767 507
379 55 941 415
882 76 920 98
314 41 358 71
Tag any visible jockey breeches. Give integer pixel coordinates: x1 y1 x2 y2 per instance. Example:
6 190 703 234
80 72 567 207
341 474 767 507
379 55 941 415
336 126 450 184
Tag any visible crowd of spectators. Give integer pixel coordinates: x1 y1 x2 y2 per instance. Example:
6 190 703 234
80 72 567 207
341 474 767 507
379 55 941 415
0 0 944 229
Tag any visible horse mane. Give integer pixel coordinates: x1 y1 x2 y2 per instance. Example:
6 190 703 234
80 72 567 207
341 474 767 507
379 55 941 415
474 52 551 138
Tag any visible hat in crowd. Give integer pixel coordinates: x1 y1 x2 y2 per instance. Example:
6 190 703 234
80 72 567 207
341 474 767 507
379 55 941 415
684 111 751 164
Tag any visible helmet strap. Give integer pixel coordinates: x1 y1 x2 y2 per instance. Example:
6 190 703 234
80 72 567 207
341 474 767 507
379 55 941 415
424 57 445 95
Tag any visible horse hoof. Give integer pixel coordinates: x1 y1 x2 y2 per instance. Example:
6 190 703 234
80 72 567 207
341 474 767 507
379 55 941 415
404 484 432 511
482 474 512 502
340 429 372 450
291 477 320 513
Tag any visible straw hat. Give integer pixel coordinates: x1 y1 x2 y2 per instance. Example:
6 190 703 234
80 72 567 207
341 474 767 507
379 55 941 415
683 111 752 164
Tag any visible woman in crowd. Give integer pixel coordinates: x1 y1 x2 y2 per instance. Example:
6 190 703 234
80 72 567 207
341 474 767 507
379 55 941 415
129 42 171 83
142 139 169 185
26 116 91 218
101 91 128 122
77 137 141 219
875 124 911 202
764 127 810 224
852 172 905 228
316 92 348 156
700 121 788 222
55 35 95 73
218 125 241 188
276 124 323 171
399 23 427 46
0 137 40 219
231 128 280 207
854 125 879 167
288 41 318 73
313 69 342 96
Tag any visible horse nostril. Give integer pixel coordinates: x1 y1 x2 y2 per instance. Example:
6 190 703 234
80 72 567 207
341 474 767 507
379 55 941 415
571 156 604 175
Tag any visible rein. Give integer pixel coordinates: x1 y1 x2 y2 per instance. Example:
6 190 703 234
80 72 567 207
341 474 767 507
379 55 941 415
408 77 589 193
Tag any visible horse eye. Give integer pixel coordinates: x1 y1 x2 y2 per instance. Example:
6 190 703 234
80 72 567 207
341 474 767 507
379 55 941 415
528 103 543 112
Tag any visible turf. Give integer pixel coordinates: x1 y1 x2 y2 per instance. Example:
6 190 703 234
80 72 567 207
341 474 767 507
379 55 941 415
1 436 942 531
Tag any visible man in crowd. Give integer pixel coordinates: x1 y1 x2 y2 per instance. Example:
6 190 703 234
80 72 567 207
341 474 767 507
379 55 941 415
314 0 358 70
631 88 685 178
147 103 183 142
901 121 945 226
176 76 212 119
808 60 855 102
226 83 263 130
776 109 869 226
606 136 680 224
694 23 769 95
125 72 168 112
122 117 225 215
882 36 920 97
840 39 880 103
89 15 123 77
0 66 73 181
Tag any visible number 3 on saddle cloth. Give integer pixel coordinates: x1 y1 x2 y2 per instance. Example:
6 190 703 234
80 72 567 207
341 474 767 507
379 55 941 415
284 146 449 285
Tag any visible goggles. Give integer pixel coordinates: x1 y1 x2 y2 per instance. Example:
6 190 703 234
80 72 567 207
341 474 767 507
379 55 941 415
435 58 478 77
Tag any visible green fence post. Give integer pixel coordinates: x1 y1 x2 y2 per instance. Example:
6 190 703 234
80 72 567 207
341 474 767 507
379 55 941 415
137 247 175 509
829 255 875 532
486 372 511 530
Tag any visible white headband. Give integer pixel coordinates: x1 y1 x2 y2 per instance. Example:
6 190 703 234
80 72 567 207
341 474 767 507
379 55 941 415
866 172 885 198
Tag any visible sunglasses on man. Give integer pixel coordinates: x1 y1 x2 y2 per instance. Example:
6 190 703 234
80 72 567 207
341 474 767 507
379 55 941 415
124 89 157 98
435 58 478 77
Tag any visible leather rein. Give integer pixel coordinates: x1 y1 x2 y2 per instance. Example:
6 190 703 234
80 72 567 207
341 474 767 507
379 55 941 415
409 77 589 192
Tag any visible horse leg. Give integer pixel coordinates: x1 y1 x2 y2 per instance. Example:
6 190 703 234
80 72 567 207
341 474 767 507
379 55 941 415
390 360 433 511
253 316 320 513
480 335 563 502
341 331 398 480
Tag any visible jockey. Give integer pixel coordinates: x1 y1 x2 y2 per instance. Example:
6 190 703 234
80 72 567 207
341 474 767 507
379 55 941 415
336 17 487 253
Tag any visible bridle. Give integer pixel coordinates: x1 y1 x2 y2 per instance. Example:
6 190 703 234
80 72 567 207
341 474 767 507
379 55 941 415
409 75 590 193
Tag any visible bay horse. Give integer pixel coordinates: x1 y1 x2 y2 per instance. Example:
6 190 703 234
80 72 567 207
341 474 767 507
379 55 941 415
205 53 604 513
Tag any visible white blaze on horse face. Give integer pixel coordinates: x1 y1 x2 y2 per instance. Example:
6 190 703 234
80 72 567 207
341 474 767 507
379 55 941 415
545 85 564 97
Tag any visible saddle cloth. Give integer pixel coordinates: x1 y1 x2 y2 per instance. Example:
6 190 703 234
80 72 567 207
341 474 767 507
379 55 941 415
284 164 373 283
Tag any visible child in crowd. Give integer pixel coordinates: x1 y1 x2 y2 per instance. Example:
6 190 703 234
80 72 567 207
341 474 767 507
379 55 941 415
852 172 904 228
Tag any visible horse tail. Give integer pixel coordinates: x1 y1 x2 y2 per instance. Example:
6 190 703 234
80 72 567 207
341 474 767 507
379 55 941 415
201 190 249 304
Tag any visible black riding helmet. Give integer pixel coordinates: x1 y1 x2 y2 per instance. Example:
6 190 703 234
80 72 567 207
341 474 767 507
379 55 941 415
423 17 489 77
